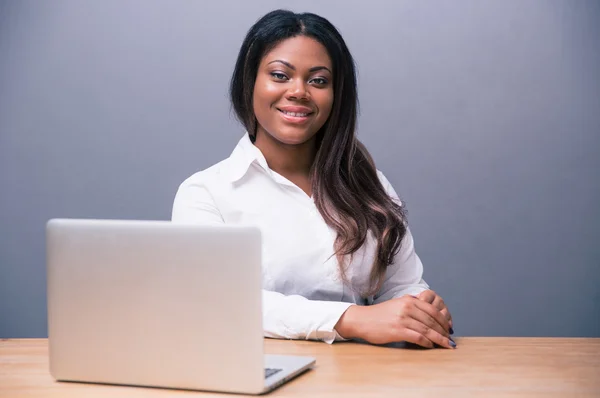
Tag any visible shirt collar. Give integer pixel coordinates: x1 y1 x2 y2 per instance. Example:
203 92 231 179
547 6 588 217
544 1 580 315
226 133 271 183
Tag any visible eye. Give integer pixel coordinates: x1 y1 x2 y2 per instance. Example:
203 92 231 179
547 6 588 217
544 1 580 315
270 72 288 81
310 77 329 86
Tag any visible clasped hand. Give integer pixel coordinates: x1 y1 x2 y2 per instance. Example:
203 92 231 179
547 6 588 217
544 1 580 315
336 290 455 349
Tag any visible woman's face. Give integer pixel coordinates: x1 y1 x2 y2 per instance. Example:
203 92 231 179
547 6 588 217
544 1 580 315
253 36 334 146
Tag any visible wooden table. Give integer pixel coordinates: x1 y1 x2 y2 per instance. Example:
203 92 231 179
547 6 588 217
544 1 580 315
1 338 599 397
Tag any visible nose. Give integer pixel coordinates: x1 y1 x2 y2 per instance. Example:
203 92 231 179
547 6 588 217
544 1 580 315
286 79 309 101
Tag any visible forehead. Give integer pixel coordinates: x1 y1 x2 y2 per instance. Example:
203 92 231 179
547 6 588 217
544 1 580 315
261 36 332 69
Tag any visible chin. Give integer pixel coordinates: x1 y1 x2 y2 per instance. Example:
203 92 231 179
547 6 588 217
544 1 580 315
273 128 316 146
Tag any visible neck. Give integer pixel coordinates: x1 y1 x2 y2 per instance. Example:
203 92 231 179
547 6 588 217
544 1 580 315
254 129 317 178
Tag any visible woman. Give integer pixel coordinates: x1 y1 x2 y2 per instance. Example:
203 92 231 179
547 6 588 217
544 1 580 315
172 9 455 349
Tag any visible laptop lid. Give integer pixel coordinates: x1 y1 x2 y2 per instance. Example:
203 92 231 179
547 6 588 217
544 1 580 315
47 218 266 394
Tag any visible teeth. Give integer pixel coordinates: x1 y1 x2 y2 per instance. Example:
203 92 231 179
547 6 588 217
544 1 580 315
282 110 309 117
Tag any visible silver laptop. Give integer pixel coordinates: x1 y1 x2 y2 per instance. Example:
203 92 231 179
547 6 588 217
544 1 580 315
46 218 315 394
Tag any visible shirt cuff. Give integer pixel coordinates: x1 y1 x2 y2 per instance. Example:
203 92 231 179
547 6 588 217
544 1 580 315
317 302 354 344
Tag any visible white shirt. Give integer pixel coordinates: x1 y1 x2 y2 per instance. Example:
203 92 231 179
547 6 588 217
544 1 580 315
171 133 430 343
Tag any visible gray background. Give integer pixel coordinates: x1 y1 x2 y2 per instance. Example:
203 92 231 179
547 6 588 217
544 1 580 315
1 0 599 338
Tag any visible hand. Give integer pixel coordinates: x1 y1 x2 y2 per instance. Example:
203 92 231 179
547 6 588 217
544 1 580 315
335 295 455 349
416 290 453 334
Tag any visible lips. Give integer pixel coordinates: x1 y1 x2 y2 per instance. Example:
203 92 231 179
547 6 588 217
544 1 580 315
276 106 314 124
280 110 310 117
277 108 314 124
277 106 314 114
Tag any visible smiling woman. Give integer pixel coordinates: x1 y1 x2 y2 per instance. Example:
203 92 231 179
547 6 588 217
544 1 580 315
172 9 456 349
253 37 333 146
252 35 334 195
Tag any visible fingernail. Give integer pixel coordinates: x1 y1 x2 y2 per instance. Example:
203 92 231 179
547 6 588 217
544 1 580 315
449 327 454 335
449 338 457 349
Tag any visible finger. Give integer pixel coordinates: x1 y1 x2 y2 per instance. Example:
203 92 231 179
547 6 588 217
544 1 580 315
414 293 452 332
440 308 452 323
404 318 455 349
416 290 436 304
434 298 453 330
394 323 434 349
408 303 450 338
413 298 450 333
431 295 445 311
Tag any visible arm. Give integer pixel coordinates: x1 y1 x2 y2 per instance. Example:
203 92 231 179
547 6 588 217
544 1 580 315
335 172 454 349
171 176 352 343
372 171 430 304
373 227 430 303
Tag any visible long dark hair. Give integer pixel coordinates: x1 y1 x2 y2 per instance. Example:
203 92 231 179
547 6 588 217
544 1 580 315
230 9 408 297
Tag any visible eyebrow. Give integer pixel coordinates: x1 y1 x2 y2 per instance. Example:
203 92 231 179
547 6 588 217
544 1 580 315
267 59 332 74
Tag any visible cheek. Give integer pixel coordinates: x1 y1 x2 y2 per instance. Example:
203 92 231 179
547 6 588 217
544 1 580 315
317 90 334 119
254 79 282 109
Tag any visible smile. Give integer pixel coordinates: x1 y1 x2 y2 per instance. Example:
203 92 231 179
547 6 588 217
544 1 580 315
278 109 313 117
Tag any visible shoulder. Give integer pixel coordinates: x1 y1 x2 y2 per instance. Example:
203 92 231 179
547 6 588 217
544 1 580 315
375 169 401 201
376 169 391 189
173 157 237 208
176 158 231 191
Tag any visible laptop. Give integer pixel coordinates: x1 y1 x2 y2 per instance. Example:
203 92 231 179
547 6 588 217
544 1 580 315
46 218 315 394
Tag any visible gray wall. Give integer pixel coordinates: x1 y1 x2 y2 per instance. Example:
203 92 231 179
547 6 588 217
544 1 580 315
1 0 599 338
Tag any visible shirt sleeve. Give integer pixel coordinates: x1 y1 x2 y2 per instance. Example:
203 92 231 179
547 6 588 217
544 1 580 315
372 171 430 304
171 178 224 225
171 176 353 344
262 290 353 344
